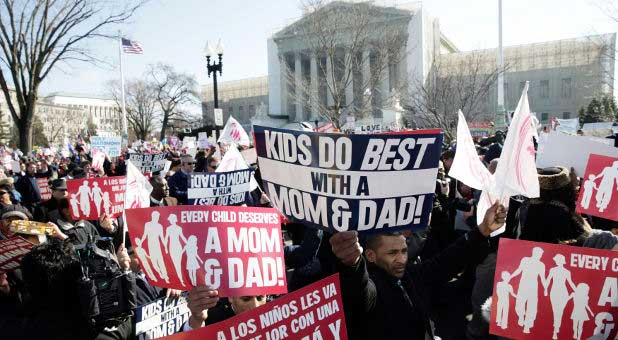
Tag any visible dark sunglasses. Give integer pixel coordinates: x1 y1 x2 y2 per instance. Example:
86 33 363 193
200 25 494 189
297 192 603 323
0 191 8 195
184 162 195 166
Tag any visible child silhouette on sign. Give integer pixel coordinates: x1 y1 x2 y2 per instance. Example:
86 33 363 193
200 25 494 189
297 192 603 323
184 235 203 286
134 237 157 282
569 283 595 340
580 175 598 210
495 271 517 329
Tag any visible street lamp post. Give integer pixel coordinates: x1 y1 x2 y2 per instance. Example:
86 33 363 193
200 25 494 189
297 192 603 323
205 40 224 138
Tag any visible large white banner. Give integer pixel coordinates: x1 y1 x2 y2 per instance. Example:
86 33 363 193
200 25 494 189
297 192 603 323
537 132 618 175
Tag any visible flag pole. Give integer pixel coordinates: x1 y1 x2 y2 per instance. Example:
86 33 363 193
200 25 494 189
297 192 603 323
118 31 128 142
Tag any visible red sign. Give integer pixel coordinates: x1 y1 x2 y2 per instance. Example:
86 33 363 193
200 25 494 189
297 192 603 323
125 205 287 296
576 154 618 221
491 238 618 339
36 178 51 202
161 274 347 340
66 176 127 220
0 237 34 274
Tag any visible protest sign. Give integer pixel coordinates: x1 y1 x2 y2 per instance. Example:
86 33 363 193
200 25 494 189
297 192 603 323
125 205 286 295
354 124 383 134
9 220 53 236
197 132 213 149
490 238 618 339
0 237 34 274
469 122 493 138
576 154 618 221
36 178 51 201
253 126 442 233
537 132 618 175
92 149 106 171
169 136 180 149
90 136 122 157
129 153 168 173
183 137 197 157
188 169 252 206
66 176 127 220
315 121 335 133
135 294 190 340
10 160 20 173
161 273 347 340
554 118 580 134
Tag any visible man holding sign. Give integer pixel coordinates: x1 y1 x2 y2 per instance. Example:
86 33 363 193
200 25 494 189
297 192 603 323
330 201 507 340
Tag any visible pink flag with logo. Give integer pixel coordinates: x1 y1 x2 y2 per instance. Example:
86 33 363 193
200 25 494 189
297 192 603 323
478 82 539 228
217 116 250 147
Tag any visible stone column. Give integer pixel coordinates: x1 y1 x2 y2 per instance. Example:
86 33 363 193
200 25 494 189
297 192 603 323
345 51 354 109
279 53 289 117
310 52 319 120
294 52 303 121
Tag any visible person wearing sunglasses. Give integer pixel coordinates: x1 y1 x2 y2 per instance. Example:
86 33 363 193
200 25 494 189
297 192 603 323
0 183 14 209
168 154 194 205
206 157 219 173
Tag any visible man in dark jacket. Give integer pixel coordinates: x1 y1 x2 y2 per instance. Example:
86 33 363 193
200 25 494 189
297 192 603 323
330 202 506 340
168 155 193 204
14 161 42 215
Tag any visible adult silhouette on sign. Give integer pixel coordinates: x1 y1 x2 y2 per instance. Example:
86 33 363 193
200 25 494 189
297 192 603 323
92 182 103 215
509 247 548 334
139 211 169 283
164 213 188 286
76 180 92 216
543 254 576 339
594 161 618 212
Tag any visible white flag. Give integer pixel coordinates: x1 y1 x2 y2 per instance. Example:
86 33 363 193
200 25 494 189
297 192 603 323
216 146 258 191
478 82 539 227
448 110 493 190
124 160 153 209
218 116 250 147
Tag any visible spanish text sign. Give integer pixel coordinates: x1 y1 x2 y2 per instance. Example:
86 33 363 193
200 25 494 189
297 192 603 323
253 126 442 233
160 273 347 340
576 154 618 221
66 176 127 220
188 169 252 206
125 205 286 296
90 136 122 157
490 238 618 339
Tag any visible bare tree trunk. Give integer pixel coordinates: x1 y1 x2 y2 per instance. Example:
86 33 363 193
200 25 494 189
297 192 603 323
160 116 169 141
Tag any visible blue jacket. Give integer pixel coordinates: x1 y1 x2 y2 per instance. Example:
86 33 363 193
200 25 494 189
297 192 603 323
168 170 189 204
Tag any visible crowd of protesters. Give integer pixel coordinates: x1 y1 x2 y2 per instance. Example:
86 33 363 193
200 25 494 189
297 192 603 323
0 124 617 340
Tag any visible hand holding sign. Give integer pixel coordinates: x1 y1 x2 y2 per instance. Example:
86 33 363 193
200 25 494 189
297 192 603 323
187 285 220 329
330 231 363 267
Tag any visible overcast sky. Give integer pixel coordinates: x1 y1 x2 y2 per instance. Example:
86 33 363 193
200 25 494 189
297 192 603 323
40 0 617 97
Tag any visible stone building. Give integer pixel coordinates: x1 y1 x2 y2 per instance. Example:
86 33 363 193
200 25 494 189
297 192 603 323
438 33 616 124
202 76 268 132
43 92 122 134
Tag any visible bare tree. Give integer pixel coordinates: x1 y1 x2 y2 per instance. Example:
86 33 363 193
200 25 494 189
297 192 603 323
404 52 505 142
0 0 147 152
277 0 408 126
108 79 157 141
148 63 198 140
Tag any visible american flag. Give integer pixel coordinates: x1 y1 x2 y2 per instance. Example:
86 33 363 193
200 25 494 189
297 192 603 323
122 38 143 54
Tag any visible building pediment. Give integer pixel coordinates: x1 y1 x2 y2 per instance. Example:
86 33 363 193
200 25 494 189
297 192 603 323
273 1 412 41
